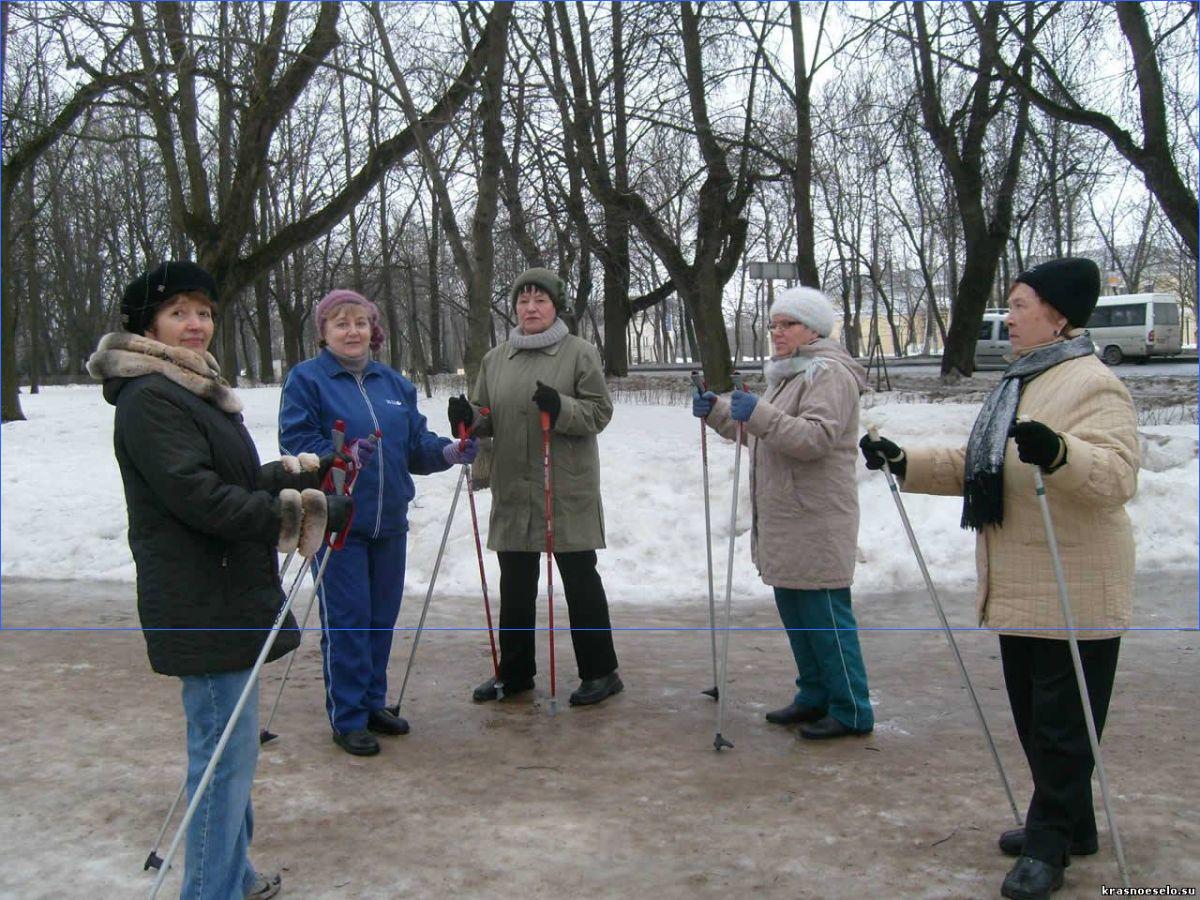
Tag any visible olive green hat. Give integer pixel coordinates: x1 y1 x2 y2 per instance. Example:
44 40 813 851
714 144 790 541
509 267 566 311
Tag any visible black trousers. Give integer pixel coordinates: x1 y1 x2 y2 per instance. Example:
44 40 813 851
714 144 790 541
497 550 619 683
999 634 1121 865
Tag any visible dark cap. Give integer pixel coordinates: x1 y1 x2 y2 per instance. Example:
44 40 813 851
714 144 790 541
510 267 566 312
121 261 218 335
1013 257 1101 327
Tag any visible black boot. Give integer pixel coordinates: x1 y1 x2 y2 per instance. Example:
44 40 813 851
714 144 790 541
998 827 1098 858
569 671 624 706
472 676 534 702
798 715 873 739
332 728 380 757
1001 856 1064 900
367 708 410 736
765 702 826 725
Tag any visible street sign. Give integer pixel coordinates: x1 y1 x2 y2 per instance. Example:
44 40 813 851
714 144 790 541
748 261 801 281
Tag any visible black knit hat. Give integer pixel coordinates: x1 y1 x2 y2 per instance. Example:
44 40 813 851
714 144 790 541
510 267 566 312
121 261 219 335
1013 257 1101 327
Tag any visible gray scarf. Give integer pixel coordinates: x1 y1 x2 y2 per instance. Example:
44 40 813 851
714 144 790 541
961 333 1095 530
509 317 568 349
763 345 829 390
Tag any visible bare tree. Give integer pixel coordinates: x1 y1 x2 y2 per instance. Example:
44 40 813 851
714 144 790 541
972 2 1198 258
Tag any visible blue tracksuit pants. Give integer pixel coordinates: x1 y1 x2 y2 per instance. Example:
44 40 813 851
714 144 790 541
313 533 407 734
773 587 874 732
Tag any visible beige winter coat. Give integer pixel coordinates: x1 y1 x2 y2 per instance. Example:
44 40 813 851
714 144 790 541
707 339 867 589
902 352 1138 639
472 331 612 553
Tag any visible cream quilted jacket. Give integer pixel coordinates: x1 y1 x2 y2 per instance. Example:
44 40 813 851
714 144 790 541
902 353 1139 640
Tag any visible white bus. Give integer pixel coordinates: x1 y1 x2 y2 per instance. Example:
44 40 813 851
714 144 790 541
1087 293 1182 365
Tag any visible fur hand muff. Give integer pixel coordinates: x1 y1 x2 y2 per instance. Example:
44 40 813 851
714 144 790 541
277 489 302 553
298 488 328 557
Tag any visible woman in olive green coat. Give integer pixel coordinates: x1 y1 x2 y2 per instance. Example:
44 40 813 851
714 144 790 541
448 268 622 707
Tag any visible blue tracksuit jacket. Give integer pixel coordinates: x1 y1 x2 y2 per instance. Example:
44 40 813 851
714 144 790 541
278 350 451 537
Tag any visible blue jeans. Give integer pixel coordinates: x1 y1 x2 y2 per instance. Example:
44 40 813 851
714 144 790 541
773 587 874 731
179 669 261 900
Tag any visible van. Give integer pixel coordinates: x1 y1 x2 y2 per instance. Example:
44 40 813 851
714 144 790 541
1087 293 1183 365
974 311 1011 369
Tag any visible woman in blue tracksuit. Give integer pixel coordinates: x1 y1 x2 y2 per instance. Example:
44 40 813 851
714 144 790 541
279 288 476 756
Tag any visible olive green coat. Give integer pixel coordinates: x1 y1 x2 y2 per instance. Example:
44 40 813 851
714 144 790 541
472 333 612 552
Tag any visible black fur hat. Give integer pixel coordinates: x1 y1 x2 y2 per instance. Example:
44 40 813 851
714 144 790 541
121 261 218 334
1013 257 1101 327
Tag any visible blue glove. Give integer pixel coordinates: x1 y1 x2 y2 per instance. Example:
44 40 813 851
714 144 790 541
729 390 757 422
692 390 717 418
443 438 479 466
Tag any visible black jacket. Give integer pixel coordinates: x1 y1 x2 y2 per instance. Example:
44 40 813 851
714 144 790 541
104 373 301 676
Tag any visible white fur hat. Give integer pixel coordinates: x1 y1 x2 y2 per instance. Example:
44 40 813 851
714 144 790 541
769 286 837 338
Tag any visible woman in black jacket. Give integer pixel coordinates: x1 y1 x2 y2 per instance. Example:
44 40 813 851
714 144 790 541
88 261 349 900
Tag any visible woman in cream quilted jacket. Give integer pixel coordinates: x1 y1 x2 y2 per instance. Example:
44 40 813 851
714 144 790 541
861 258 1138 900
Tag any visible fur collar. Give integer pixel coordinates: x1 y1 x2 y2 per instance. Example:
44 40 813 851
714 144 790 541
86 332 243 414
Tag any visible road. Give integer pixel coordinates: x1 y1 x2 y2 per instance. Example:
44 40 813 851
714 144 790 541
1 571 1197 898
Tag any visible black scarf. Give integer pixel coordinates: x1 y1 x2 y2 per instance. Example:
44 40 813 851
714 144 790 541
961 334 1095 530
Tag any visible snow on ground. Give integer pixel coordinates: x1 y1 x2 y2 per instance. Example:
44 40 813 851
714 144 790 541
2 384 1196 622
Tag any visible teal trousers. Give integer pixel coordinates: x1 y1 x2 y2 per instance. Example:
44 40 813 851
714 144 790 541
773 587 874 731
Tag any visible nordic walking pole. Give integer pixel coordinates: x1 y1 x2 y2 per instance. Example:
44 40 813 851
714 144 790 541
386 464 466 716
867 426 1021 824
149 520 342 898
541 410 558 716
714 371 746 751
143 551 303 870
691 371 720 701
460 419 501 694
1023 423 1131 888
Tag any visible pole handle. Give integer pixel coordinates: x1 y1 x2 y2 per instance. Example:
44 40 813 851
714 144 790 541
868 424 880 441
731 371 745 392
332 419 346 454
690 371 706 396
540 410 551 432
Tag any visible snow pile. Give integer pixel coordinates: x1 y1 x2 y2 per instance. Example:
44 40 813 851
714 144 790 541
2 385 1196 613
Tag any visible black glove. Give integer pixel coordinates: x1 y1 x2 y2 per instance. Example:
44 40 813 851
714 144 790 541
325 495 354 535
1007 420 1065 470
448 394 474 437
532 381 561 428
859 433 906 479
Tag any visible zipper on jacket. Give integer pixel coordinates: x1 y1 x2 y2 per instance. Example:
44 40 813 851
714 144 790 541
354 373 385 538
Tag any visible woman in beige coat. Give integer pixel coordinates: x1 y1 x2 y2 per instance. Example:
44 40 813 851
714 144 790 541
695 286 873 740
861 258 1138 900
448 268 622 707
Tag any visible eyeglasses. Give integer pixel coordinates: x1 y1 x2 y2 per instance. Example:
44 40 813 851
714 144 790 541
768 320 803 333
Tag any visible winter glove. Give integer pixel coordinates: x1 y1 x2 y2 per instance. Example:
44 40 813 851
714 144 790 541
344 436 377 470
692 390 717 418
443 438 479 466
325 494 354 535
859 433 907 480
280 489 334 557
260 454 322 495
319 434 378 486
448 394 475 436
532 381 561 428
729 389 758 423
1007 420 1066 471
